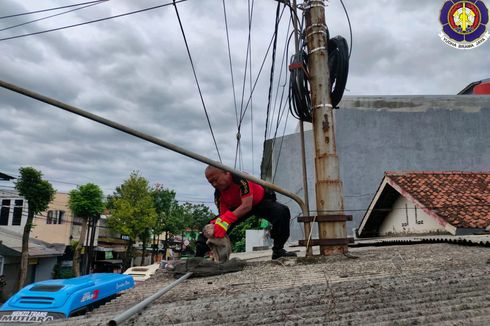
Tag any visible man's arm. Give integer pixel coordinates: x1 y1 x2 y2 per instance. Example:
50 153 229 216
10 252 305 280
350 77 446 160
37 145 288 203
231 195 253 219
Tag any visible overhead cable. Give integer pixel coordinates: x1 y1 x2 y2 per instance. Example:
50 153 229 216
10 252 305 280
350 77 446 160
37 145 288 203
0 0 107 19
0 1 108 32
339 0 353 58
0 0 189 42
235 0 255 169
263 1 282 144
172 1 222 163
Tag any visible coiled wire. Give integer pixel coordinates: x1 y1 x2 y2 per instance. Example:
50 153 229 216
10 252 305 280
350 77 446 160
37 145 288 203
288 31 349 122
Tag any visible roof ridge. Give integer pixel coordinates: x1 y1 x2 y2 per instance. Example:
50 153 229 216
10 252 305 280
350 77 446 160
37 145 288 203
385 171 490 176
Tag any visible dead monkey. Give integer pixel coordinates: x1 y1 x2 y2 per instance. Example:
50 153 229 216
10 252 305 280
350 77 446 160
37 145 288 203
203 224 232 263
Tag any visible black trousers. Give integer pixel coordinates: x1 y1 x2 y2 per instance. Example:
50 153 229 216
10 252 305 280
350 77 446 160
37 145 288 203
195 198 291 257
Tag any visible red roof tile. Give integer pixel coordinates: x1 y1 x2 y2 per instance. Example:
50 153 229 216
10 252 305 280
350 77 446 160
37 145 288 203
386 171 490 229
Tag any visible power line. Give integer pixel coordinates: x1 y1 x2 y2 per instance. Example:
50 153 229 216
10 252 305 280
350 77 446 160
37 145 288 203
172 1 222 163
222 0 239 129
249 0 255 175
0 0 107 19
238 6 287 126
234 0 256 170
264 1 282 145
0 0 189 42
339 0 353 58
0 0 108 33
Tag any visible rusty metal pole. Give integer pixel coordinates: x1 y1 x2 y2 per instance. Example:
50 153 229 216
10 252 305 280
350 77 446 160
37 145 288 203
304 0 348 255
292 0 312 256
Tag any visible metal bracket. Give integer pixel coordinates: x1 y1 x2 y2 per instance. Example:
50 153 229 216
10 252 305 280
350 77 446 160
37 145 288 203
313 103 333 110
299 238 354 246
298 214 353 222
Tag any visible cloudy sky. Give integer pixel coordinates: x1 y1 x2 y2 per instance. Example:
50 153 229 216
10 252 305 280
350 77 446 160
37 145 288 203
1 0 488 211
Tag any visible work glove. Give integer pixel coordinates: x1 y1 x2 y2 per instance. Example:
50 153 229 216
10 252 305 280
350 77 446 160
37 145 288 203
213 211 237 238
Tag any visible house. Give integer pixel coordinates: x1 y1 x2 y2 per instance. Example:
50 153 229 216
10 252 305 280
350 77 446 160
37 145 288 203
357 171 490 238
30 192 81 246
0 173 15 181
261 95 490 241
0 227 64 300
92 215 127 273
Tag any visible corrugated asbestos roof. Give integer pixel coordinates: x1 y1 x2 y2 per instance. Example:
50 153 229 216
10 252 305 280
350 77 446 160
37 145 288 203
386 171 490 229
50 243 490 325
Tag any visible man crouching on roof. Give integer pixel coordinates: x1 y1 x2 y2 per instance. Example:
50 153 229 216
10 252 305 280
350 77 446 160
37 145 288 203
195 165 296 260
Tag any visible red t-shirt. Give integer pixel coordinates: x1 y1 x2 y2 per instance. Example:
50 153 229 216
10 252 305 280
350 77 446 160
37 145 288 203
215 176 265 216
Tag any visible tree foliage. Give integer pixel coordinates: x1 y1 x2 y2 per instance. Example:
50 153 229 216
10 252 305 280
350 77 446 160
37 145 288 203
228 216 261 252
15 167 55 290
107 171 156 268
68 183 105 219
180 202 214 231
15 167 55 216
152 185 181 236
68 183 105 276
108 172 156 240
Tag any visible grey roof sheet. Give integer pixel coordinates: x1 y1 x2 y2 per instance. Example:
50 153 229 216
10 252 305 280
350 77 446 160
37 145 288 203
0 227 64 257
51 242 490 325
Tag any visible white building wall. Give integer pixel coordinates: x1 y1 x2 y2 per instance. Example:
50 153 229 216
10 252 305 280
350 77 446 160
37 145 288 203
245 230 272 252
0 191 29 233
379 196 447 236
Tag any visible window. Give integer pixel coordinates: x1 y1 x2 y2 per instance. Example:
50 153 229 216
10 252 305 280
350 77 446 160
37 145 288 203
47 210 65 224
12 200 23 226
0 200 10 226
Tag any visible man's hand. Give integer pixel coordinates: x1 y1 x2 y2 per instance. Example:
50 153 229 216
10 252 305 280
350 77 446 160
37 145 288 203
213 211 237 238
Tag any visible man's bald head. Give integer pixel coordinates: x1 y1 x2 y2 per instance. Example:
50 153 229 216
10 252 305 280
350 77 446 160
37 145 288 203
205 165 231 191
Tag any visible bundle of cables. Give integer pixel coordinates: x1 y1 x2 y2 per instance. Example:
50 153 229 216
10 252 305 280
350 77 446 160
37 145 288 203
289 33 349 122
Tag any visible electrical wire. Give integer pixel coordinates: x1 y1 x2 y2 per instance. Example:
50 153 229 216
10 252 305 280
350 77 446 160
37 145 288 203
0 0 189 42
238 6 287 126
0 0 107 19
248 0 255 175
172 0 222 163
268 21 292 140
263 1 282 145
339 0 353 58
221 0 239 128
234 0 255 170
0 0 108 33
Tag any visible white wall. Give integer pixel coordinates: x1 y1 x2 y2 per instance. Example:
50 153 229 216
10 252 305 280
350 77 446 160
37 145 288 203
379 196 448 236
245 230 272 252
0 191 29 233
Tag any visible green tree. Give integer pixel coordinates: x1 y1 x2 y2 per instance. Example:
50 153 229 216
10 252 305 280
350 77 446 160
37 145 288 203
151 185 180 261
107 172 156 269
68 183 105 276
181 203 214 231
228 216 261 252
15 167 55 290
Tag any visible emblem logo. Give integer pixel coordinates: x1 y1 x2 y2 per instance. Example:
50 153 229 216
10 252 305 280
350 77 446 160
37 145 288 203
439 0 489 49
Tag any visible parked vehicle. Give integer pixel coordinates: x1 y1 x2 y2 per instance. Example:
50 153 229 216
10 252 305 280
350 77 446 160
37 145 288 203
123 263 160 283
0 273 134 323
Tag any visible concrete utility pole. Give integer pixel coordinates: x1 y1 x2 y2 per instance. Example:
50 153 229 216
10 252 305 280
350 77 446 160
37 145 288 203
304 0 348 255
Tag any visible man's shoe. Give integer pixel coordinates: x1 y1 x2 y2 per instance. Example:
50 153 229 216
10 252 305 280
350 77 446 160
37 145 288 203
272 248 297 260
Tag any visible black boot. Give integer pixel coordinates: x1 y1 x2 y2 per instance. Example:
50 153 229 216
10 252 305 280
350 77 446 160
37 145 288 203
272 248 297 260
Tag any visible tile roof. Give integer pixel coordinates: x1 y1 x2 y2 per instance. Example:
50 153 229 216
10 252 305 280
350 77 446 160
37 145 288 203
386 171 490 229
